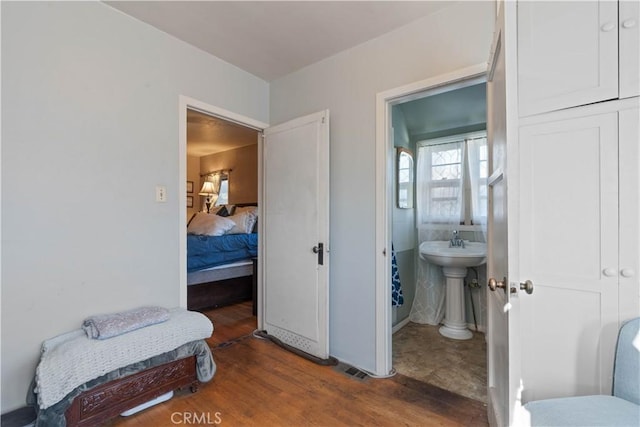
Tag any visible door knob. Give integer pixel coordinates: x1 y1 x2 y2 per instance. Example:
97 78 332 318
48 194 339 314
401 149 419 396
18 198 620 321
603 268 617 277
520 280 534 294
621 269 636 278
488 277 507 292
601 22 616 32
622 19 637 29
312 243 324 265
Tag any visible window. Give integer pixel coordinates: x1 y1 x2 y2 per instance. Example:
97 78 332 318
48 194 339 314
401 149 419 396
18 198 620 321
417 132 487 226
214 177 229 206
422 142 464 222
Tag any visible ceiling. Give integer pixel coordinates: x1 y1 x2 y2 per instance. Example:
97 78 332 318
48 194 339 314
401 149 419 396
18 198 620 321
187 109 259 157
105 1 457 155
398 83 487 140
105 1 453 82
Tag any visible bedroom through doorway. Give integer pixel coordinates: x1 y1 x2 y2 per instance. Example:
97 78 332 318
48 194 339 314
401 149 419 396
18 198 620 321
185 107 261 343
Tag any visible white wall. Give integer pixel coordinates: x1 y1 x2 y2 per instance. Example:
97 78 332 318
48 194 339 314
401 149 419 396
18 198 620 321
391 106 415 325
1 1 268 411
270 1 495 372
391 106 414 254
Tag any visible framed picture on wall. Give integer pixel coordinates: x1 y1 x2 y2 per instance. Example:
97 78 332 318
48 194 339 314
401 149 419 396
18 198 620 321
186 196 193 208
186 181 194 194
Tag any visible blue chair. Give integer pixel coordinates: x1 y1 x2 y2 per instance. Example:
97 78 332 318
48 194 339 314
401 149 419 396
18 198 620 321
524 317 640 426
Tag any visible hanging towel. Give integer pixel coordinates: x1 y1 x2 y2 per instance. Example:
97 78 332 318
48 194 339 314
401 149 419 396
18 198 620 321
391 244 404 307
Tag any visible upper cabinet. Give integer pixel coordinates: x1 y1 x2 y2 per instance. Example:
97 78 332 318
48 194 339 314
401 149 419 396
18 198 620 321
518 1 639 117
619 0 640 99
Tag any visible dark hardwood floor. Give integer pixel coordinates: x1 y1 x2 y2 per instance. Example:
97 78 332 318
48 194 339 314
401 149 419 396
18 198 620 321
109 302 488 426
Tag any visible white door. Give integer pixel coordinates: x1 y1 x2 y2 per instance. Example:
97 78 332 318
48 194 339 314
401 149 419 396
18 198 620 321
519 110 619 401
262 110 330 359
518 0 618 117
486 3 530 425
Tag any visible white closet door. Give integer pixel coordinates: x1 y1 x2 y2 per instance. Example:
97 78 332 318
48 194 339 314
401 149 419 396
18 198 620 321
518 1 618 116
262 110 330 359
619 106 640 320
519 110 619 401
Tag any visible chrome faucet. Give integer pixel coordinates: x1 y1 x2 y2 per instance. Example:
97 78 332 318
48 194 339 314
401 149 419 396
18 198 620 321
450 230 465 248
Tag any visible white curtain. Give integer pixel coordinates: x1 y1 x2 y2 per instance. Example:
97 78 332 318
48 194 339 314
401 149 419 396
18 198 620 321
409 141 465 325
467 136 488 243
200 173 222 212
208 173 222 194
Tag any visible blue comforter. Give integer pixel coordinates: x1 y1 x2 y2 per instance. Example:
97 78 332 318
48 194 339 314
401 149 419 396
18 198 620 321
187 233 258 272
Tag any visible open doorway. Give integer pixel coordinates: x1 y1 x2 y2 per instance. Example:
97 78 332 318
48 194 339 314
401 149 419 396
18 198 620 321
179 97 268 345
375 65 488 402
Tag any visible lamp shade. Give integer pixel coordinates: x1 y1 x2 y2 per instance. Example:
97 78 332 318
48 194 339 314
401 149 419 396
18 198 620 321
198 181 217 196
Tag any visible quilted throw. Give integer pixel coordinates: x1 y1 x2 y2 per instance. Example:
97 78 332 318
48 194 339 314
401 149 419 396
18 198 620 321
391 244 404 307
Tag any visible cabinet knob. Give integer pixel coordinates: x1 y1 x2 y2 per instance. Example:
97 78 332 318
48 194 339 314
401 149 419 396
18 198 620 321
601 22 616 32
603 268 617 277
622 19 637 29
520 280 534 295
621 269 636 278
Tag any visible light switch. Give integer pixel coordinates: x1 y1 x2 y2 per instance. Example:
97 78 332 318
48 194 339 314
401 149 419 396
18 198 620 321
156 186 167 202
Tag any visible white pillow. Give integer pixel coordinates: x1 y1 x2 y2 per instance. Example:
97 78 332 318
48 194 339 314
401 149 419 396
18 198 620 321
234 206 258 216
187 213 235 236
226 211 257 234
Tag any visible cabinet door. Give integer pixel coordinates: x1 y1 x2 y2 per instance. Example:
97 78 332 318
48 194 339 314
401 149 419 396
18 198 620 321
619 1 640 99
619 106 639 320
518 1 618 117
519 110 619 400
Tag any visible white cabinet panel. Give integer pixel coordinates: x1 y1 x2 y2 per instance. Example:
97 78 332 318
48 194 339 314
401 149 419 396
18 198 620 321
518 1 618 116
520 112 618 285
519 110 619 400
524 286 609 399
619 106 640 320
619 1 640 99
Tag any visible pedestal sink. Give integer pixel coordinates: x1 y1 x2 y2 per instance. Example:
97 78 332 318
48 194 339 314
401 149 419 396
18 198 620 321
419 241 486 340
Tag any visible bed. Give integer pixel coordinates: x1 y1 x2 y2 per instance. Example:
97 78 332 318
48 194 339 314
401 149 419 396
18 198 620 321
186 204 258 313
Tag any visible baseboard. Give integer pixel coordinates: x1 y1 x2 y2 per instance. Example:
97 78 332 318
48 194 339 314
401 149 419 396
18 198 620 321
1 406 36 427
392 317 411 334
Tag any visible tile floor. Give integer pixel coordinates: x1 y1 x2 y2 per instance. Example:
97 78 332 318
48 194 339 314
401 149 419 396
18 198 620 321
393 322 487 403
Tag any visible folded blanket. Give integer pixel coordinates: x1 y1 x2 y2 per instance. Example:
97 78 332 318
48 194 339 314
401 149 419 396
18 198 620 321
82 306 169 339
36 307 213 409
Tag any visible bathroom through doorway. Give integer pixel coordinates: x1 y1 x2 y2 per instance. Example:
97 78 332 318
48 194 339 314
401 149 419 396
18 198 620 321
377 66 489 402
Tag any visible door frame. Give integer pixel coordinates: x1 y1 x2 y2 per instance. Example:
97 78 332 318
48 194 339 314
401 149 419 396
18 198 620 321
178 96 269 326
373 63 487 376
